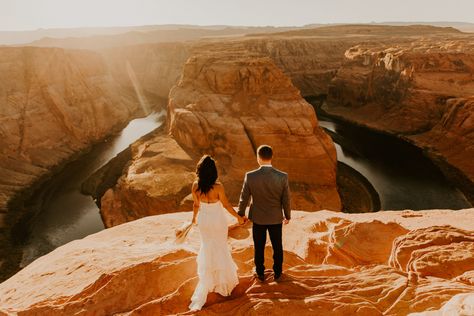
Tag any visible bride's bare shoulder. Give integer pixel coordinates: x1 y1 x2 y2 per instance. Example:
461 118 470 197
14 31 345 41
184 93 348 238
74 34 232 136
214 181 225 191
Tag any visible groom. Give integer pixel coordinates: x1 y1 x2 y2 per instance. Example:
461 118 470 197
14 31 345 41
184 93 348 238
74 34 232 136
238 145 291 281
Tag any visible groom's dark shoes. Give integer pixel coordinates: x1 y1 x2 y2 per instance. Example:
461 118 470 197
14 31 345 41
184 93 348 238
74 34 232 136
256 273 265 282
274 272 282 281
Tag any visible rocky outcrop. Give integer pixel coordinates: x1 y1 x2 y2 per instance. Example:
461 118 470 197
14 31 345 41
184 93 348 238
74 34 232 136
100 55 341 227
99 130 196 228
325 37 474 202
168 55 340 208
0 209 473 315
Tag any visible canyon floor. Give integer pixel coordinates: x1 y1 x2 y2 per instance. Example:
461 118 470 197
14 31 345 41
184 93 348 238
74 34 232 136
0 209 473 315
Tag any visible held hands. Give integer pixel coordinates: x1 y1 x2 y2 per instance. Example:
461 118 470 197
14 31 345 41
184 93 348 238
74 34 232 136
283 219 290 225
237 215 249 225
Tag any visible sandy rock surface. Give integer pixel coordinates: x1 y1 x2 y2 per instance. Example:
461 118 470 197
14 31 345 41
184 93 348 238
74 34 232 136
0 209 473 315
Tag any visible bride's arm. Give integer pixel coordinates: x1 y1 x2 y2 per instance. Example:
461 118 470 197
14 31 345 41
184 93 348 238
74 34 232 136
191 182 200 224
217 183 244 225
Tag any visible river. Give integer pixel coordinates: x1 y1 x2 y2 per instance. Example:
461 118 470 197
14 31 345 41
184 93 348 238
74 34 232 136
318 113 471 211
19 111 165 267
15 108 472 268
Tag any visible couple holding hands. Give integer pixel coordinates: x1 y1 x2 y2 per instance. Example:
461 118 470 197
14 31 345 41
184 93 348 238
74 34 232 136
188 145 291 311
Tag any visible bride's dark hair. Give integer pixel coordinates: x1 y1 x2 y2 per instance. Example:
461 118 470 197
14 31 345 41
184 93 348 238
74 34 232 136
196 155 218 195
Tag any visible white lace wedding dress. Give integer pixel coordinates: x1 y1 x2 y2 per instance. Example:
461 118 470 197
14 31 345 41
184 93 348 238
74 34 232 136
189 201 239 311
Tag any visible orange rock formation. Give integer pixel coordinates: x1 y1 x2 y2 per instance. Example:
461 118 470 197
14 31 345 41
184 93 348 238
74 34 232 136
325 37 474 201
0 46 150 220
100 55 341 227
0 209 473 315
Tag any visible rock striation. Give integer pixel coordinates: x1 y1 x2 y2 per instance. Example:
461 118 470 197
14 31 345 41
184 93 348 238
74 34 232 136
100 54 341 227
325 37 474 202
167 55 339 190
0 46 158 280
0 46 150 219
0 208 473 315
191 37 355 98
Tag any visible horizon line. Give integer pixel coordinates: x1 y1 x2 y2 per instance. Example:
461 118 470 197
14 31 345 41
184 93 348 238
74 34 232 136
1 20 474 33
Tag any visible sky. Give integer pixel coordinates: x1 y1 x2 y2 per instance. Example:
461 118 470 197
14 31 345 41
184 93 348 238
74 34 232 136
1 0 474 31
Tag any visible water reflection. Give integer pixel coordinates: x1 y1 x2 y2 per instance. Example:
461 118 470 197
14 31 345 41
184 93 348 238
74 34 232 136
319 119 471 210
21 111 165 265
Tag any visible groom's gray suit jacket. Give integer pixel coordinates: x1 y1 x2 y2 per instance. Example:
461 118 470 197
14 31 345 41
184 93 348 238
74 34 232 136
237 166 291 225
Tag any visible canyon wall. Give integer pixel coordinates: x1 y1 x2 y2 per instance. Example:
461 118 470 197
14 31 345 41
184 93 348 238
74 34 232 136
192 37 355 97
0 208 473 315
325 37 474 201
2 26 467 227
98 37 354 101
0 34 355 267
0 42 192 217
100 54 341 227
167 54 340 208
0 46 151 275
101 42 191 102
0 47 145 211
1 26 474 314
94 26 474 226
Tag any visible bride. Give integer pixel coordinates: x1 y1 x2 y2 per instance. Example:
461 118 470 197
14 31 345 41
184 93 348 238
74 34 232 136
189 155 245 311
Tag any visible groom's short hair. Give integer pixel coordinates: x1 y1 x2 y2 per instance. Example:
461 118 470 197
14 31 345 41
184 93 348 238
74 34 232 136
257 145 273 160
